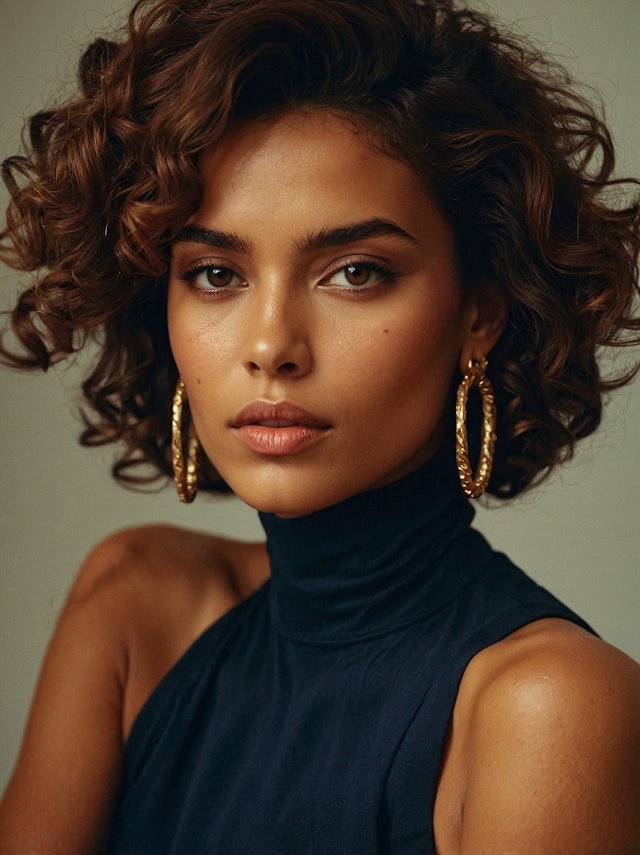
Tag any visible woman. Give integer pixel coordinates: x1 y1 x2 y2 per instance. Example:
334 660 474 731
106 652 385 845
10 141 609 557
1 0 639 852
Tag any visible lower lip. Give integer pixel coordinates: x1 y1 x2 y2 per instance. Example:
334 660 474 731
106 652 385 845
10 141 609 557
234 425 328 455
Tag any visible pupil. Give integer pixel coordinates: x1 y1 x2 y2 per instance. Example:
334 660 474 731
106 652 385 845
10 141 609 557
346 264 369 286
207 267 230 286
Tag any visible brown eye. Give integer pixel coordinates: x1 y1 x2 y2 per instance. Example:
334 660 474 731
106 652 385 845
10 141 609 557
205 266 236 287
325 260 393 291
180 263 245 294
343 263 372 287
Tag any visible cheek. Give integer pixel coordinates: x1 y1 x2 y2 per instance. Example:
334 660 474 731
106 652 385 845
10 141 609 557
167 297 231 386
166 305 258 469
166 289 191 374
357 301 462 404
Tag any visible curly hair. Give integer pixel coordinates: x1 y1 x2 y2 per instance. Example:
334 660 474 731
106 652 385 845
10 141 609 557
1 0 638 498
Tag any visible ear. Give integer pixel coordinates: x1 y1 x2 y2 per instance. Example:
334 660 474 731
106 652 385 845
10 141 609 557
458 282 507 372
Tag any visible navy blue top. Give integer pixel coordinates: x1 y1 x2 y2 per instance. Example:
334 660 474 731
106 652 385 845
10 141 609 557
106 455 592 854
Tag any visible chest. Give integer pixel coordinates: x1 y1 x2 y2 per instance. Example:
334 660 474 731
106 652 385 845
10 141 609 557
107 594 457 854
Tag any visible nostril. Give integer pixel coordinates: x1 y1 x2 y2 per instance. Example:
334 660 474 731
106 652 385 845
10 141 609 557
278 362 298 372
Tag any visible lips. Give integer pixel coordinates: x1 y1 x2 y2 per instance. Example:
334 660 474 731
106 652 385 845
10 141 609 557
231 401 331 455
232 401 330 430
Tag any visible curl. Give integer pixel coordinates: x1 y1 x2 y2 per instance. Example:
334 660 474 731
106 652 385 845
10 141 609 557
1 0 638 497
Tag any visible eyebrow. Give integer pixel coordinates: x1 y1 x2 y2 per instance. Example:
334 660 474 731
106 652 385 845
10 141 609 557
295 218 419 252
172 224 252 254
172 217 418 255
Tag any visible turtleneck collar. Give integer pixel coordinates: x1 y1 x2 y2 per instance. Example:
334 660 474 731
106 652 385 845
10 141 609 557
259 452 485 645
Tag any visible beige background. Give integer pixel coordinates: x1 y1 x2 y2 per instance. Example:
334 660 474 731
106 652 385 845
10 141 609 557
1 0 639 792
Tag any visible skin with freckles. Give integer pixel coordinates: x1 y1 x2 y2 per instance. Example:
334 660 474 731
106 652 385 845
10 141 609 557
167 110 503 518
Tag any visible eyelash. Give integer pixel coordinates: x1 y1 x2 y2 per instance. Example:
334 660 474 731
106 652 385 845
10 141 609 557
175 256 397 298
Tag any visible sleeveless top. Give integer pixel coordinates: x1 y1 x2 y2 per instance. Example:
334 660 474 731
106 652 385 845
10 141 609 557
105 454 592 854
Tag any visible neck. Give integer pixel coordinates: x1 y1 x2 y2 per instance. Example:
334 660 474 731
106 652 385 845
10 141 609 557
259 453 485 644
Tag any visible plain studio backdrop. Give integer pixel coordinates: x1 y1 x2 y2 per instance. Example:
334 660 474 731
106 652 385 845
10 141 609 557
1 0 639 792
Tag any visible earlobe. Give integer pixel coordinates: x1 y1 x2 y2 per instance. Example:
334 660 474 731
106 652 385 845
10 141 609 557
459 283 507 372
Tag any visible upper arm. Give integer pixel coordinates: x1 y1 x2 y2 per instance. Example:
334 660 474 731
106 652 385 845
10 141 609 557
0 534 133 855
0 524 255 854
459 627 640 855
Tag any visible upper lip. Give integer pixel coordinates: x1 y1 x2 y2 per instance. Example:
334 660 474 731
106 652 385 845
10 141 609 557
231 401 331 429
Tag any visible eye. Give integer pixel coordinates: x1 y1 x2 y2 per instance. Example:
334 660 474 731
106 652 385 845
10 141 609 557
198 266 240 288
325 260 394 290
177 261 245 294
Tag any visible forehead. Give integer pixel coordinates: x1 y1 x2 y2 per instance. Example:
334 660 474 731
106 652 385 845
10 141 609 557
195 110 431 224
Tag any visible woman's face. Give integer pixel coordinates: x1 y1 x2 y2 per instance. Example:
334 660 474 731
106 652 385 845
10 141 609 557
168 111 500 516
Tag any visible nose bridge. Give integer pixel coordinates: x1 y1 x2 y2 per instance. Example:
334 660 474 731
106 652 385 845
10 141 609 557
242 276 311 376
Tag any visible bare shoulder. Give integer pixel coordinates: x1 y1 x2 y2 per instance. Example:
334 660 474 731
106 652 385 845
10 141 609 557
70 522 270 655
72 522 269 604
68 524 269 676
468 617 640 712
436 619 640 855
0 524 268 854
72 523 270 735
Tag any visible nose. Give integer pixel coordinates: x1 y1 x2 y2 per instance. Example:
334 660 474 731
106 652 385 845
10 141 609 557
241 286 312 379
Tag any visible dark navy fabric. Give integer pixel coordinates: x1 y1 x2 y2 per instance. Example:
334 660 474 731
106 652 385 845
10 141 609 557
105 455 593 854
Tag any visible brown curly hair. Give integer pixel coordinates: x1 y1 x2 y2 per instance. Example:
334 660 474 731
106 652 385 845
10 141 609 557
1 0 639 498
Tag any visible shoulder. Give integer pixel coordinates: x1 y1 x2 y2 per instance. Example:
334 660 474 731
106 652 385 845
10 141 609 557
469 619 640 743
0 524 269 851
70 523 270 736
71 522 269 603
67 522 270 651
64 523 269 688
436 619 640 854
468 620 640 773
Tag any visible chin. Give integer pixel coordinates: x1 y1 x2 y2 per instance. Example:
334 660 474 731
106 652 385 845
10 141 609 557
232 467 361 518
240 488 332 519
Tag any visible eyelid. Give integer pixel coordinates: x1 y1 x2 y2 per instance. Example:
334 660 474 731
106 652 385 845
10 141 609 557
175 255 238 277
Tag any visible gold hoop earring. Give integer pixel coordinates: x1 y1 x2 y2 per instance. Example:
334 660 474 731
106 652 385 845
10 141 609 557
455 357 496 498
171 378 200 504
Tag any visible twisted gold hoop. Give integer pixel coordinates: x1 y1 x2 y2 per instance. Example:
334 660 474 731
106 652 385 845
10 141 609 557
171 379 200 504
455 357 496 498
